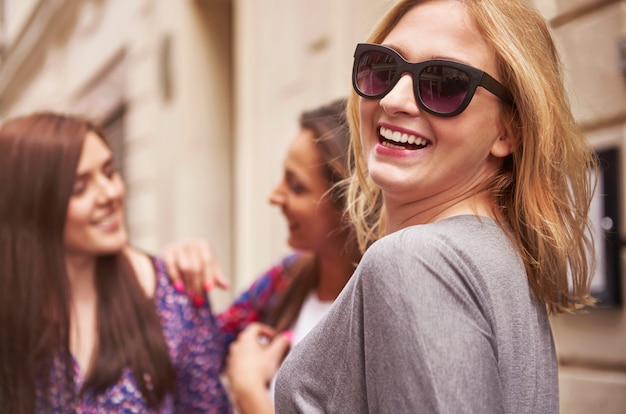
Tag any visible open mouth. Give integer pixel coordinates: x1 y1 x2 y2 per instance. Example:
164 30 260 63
92 211 121 231
379 126 430 150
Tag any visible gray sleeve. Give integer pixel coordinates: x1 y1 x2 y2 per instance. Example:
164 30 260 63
357 229 504 413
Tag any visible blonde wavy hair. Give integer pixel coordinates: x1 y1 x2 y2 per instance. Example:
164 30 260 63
346 0 597 314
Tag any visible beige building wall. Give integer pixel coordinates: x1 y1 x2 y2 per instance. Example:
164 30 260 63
0 0 236 307
0 0 624 411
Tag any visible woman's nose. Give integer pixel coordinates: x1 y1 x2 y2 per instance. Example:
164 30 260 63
96 176 123 203
268 182 286 206
380 73 421 117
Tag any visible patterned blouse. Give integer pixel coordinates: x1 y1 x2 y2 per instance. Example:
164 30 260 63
217 254 298 348
37 257 232 414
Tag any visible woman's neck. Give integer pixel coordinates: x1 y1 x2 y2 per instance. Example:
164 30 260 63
65 253 97 296
315 248 358 301
384 189 498 235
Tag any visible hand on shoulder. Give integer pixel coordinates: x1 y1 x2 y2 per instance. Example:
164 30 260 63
161 239 231 306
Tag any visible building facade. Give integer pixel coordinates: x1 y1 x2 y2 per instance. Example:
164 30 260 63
0 0 623 411
530 0 626 412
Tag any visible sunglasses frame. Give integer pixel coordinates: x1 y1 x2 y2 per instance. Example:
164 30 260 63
352 43 514 117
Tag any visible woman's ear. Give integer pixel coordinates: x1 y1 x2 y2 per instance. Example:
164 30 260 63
490 133 514 158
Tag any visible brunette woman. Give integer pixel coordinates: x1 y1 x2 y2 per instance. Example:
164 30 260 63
164 98 361 414
0 113 231 413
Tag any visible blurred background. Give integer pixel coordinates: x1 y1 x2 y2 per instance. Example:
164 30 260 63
0 0 623 412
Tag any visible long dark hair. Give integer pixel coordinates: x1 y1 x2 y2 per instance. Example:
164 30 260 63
265 98 360 331
0 113 174 413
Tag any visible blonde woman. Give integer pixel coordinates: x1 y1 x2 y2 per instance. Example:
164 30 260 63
276 0 596 412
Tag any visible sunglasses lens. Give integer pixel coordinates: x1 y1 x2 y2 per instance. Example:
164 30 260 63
418 66 470 114
355 50 398 97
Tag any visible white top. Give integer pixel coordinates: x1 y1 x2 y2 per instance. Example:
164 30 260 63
268 290 334 401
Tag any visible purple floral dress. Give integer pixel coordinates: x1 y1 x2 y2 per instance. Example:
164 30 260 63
217 254 298 347
37 257 232 413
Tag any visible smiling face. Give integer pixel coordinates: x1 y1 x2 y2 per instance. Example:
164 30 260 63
269 128 345 252
64 132 127 259
359 0 513 224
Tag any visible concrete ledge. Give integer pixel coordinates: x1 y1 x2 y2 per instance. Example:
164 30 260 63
559 365 626 414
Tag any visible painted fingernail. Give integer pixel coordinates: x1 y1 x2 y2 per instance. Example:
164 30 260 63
283 330 294 343
173 280 185 293
193 294 206 308
204 281 214 292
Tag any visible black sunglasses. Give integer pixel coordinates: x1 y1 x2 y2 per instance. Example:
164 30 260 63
352 43 514 117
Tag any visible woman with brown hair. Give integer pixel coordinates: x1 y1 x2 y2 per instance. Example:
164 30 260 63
0 113 231 413
164 98 361 413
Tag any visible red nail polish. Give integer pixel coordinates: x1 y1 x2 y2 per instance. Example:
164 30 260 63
193 294 205 308
204 281 213 292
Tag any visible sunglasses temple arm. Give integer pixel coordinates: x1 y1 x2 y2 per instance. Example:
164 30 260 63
480 73 514 106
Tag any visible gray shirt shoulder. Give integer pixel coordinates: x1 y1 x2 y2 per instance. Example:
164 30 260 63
275 215 558 413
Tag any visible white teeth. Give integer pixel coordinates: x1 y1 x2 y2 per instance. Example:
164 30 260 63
381 141 406 150
96 215 115 227
380 126 425 146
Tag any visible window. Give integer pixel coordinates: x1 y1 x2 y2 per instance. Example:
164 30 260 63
589 147 622 307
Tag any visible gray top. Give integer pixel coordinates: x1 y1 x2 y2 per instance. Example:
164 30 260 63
275 215 558 413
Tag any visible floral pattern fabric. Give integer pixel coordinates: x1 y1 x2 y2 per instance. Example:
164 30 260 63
217 254 298 348
37 257 232 414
